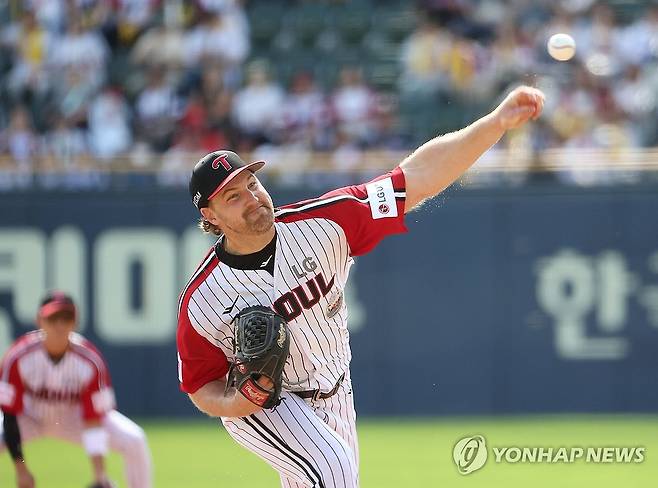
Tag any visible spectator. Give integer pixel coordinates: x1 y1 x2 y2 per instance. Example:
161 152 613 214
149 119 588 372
443 34 478 94
180 90 231 152
330 66 377 146
571 2 624 76
131 16 186 71
4 11 52 103
370 96 413 150
231 60 285 148
49 16 109 91
400 17 453 95
42 115 89 168
37 116 98 189
1 0 658 181
158 128 204 187
88 85 133 160
612 64 657 146
113 0 158 45
55 68 96 128
28 0 67 34
0 106 40 170
280 71 327 147
183 8 249 87
134 65 181 152
485 21 535 96
619 4 658 66
187 64 238 150
547 66 597 145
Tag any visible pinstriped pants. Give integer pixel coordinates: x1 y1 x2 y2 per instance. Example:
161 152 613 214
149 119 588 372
223 379 359 488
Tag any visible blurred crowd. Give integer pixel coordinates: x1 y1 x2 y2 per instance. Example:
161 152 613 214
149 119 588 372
0 0 657 187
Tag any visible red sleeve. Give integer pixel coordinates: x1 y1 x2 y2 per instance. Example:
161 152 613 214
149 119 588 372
77 341 115 421
177 308 230 394
177 252 229 394
276 166 407 256
0 356 24 416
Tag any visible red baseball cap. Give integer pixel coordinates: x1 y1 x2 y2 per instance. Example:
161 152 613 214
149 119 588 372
38 292 76 318
189 150 265 209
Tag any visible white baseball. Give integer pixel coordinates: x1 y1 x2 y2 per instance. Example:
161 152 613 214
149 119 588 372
547 33 576 61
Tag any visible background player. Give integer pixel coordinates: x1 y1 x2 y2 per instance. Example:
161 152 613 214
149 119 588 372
177 85 544 487
0 292 152 488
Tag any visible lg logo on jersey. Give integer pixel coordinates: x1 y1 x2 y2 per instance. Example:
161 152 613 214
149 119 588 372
291 257 317 279
273 272 335 322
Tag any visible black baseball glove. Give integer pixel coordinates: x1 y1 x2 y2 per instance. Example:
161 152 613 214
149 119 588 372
228 305 290 409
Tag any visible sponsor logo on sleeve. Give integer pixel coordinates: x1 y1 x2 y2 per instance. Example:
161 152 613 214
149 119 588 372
366 177 398 219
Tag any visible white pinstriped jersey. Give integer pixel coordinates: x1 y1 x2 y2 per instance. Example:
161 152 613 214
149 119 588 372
177 167 407 395
0 331 115 423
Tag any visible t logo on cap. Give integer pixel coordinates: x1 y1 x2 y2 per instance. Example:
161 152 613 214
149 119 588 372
189 150 266 209
212 154 232 171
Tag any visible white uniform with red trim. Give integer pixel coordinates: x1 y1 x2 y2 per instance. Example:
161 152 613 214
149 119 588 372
177 168 407 488
0 331 152 488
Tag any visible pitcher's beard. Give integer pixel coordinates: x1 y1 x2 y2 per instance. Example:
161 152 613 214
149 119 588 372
245 205 275 234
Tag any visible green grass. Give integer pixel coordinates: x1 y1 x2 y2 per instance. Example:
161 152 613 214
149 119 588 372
1 415 656 487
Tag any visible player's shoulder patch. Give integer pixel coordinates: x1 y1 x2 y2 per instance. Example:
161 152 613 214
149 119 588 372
365 176 398 219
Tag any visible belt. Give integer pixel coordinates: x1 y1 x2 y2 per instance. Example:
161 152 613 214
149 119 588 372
293 373 345 401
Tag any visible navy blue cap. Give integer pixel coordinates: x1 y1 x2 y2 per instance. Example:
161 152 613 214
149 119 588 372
189 150 265 209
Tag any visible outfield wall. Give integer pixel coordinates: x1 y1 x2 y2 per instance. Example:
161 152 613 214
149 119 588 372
1 178 657 416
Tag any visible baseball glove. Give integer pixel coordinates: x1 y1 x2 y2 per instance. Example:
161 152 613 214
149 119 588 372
228 305 290 409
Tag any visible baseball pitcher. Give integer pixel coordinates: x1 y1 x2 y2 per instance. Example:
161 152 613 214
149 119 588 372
177 86 545 487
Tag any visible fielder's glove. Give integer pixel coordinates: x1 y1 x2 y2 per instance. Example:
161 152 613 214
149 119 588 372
228 305 290 409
